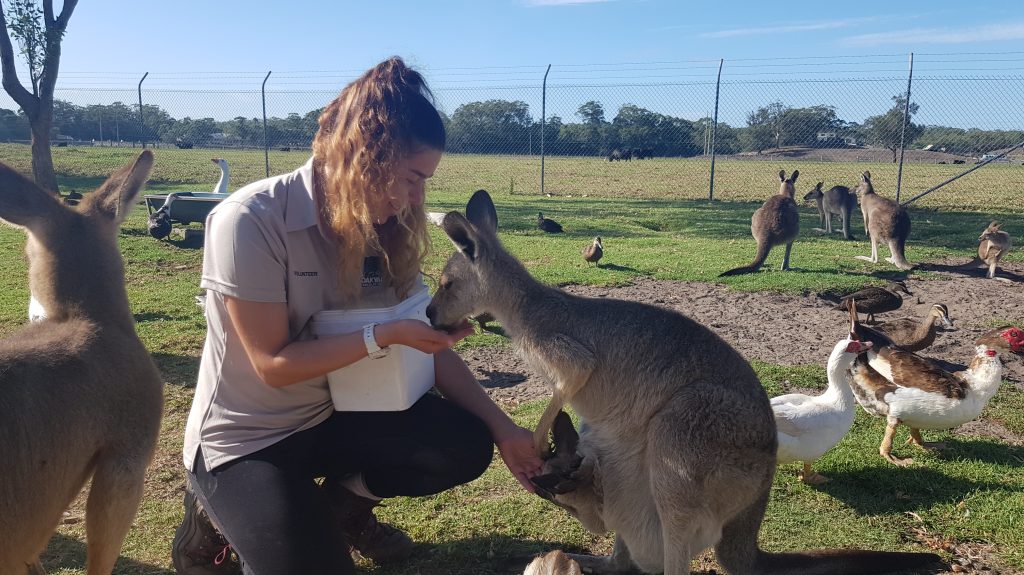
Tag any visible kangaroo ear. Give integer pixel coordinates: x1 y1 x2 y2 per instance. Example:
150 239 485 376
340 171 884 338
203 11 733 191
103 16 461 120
778 169 786 182
551 410 580 455
790 170 799 183
466 189 498 235
441 211 481 261
89 150 155 224
862 171 871 182
0 160 62 230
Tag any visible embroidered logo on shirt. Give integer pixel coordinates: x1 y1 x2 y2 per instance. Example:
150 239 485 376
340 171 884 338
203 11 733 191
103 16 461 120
293 271 319 277
362 257 383 288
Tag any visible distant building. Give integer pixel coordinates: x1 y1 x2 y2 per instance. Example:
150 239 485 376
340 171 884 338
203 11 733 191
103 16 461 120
816 132 857 147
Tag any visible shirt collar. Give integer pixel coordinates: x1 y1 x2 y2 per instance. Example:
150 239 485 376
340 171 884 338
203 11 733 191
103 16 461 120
285 156 318 232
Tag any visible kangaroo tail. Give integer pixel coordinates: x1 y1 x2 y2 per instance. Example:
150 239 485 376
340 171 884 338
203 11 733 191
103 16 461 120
719 239 771 277
891 234 915 270
716 493 941 575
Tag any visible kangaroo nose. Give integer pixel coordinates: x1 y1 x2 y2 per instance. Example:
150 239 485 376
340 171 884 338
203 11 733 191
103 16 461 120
425 305 437 326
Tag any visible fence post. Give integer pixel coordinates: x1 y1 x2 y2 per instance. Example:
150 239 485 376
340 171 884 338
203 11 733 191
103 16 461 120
895 52 914 202
262 71 272 178
540 64 551 196
709 59 723 201
137 72 148 148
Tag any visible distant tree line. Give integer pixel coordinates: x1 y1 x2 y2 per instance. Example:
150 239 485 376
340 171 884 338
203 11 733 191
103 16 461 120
1 96 1020 160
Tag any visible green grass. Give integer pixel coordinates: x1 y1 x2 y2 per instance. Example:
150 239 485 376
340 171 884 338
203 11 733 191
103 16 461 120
2 145 1023 573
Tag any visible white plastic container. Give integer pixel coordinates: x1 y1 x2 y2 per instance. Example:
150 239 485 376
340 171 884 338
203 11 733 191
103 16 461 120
311 287 435 411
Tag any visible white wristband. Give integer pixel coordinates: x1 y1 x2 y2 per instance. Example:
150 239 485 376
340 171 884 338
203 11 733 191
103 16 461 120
363 323 390 359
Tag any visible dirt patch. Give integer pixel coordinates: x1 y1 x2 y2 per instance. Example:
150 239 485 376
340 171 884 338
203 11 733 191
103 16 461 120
464 263 1024 409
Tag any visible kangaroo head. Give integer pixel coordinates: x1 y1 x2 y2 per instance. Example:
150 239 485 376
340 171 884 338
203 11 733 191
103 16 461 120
530 410 606 534
426 189 503 332
854 170 875 197
0 151 154 323
777 169 798 198
803 182 824 202
979 220 1002 241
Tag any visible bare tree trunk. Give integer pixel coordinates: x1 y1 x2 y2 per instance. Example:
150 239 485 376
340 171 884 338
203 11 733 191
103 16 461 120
30 118 57 193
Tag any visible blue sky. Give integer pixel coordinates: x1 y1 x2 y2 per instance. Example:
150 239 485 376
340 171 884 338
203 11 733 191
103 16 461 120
9 0 1024 128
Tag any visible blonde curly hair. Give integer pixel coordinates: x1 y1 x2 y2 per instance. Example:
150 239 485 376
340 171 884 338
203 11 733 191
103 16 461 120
312 56 444 303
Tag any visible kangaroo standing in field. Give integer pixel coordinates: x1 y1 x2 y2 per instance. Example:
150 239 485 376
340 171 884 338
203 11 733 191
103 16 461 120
426 190 940 575
0 152 164 575
804 181 857 240
854 171 914 270
719 169 800 276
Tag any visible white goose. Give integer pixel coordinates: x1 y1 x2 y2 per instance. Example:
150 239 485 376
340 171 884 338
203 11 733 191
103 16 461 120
211 157 230 194
772 337 872 484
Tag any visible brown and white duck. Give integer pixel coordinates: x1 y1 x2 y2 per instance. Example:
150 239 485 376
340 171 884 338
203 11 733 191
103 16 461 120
834 281 911 323
849 312 1024 466
582 236 603 266
873 303 954 352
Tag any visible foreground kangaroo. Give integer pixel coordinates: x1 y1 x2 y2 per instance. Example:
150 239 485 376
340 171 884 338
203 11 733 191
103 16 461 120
0 152 164 575
426 190 940 575
720 170 800 276
854 171 913 270
803 181 856 240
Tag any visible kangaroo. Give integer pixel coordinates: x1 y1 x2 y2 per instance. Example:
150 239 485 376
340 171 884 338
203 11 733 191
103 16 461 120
426 190 940 575
0 152 164 575
960 221 1012 281
719 169 800 276
803 181 857 240
853 171 914 270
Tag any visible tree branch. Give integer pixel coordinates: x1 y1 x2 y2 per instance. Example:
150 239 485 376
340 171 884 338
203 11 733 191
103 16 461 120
37 0 76 107
0 0 37 114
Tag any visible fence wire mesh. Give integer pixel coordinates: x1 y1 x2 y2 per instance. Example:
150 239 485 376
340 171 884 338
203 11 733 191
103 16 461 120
2 53 1022 212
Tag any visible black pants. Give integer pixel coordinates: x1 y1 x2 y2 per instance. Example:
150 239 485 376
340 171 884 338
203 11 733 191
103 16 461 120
189 393 494 575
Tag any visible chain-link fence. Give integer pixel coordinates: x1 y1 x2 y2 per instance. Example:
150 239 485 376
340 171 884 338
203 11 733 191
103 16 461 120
2 53 1022 212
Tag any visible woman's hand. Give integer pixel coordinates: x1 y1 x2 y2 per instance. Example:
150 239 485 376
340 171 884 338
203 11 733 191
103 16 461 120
493 424 544 493
375 319 474 354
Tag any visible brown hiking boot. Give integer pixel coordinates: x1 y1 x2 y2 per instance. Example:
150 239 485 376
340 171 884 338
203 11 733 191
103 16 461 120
171 484 242 575
323 480 415 563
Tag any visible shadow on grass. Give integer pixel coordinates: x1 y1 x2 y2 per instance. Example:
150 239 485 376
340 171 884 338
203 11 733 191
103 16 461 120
134 311 192 323
396 535 590 575
820 463 1013 514
41 533 172 575
930 438 1024 467
152 351 199 388
596 262 640 272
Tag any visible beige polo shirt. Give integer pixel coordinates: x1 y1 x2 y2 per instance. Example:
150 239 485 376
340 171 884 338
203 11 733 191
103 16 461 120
183 157 407 472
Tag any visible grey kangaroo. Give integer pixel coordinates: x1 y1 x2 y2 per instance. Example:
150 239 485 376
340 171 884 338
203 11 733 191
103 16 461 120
720 169 800 276
854 171 914 270
803 181 856 240
0 152 164 575
426 190 940 575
